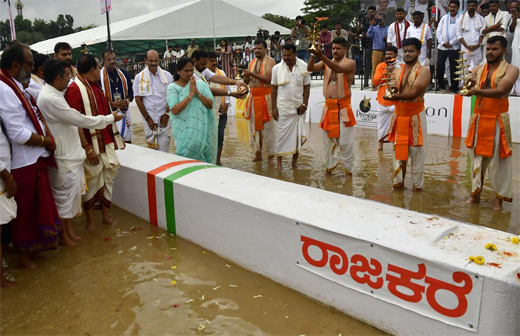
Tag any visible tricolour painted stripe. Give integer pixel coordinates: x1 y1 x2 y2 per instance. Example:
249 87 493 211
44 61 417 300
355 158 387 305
147 160 198 226
470 95 476 115
452 95 463 137
164 165 220 235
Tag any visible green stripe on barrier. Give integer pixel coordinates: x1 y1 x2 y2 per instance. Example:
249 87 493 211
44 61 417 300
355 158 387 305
470 96 476 115
163 165 219 235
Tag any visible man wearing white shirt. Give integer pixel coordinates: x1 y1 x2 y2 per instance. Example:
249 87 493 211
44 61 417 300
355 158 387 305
405 11 433 66
456 0 485 69
27 52 49 100
387 8 411 63
0 41 60 269
172 45 185 59
133 50 174 152
163 46 174 60
38 59 123 246
482 0 511 43
436 0 461 93
271 44 310 171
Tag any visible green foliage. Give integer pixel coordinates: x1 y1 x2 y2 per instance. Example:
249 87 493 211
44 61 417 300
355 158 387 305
0 14 97 51
261 13 295 30
301 0 360 30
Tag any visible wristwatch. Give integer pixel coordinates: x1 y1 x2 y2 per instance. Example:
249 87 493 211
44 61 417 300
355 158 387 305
227 90 231 97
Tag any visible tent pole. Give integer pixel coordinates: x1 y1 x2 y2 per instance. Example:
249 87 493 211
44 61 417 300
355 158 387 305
211 0 217 50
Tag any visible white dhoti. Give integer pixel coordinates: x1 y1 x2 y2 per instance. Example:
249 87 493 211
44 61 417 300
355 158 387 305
378 104 395 141
249 104 276 157
0 191 17 225
143 119 172 153
83 143 120 209
396 48 404 64
469 119 513 202
393 111 427 190
276 108 306 156
323 116 356 174
461 46 483 70
48 164 84 219
116 111 133 143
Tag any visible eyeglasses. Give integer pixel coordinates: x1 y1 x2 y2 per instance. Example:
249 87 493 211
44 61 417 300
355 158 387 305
23 61 35 67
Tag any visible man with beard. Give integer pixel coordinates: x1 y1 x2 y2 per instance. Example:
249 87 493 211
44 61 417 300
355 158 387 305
0 41 60 269
405 11 432 66
482 0 511 44
387 8 411 64
307 37 357 178
384 38 430 191
54 42 77 80
372 46 398 151
242 40 277 164
456 0 485 69
101 49 134 143
272 44 310 171
464 36 518 210
133 50 173 152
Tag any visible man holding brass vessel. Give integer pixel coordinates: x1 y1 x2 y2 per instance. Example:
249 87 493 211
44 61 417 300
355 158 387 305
384 38 430 191
307 37 357 178
463 36 519 210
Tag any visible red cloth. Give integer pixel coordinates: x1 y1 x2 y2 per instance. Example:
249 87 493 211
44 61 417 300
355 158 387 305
65 81 114 146
11 158 61 253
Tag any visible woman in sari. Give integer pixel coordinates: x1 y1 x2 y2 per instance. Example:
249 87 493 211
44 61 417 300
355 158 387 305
167 58 217 163
220 39 236 78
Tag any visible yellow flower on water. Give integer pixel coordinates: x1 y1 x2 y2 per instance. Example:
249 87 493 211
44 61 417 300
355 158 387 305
511 237 519 244
468 256 485 265
171 266 177 270
171 280 177 285
485 243 497 251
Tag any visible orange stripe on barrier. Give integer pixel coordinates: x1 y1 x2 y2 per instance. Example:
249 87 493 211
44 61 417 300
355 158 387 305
147 160 198 226
453 95 463 138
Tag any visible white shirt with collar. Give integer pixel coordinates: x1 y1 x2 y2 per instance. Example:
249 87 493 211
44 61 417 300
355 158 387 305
27 75 45 101
0 79 49 170
387 20 411 49
172 49 185 58
437 13 462 50
405 23 433 61
37 84 114 171
271 63 311 111
484 10 511 38
209 68 230 114
456 12 485 48
193 68 216 84
132 67 173 123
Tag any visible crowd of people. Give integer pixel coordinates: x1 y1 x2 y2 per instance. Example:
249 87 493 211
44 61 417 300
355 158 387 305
0 0 518 288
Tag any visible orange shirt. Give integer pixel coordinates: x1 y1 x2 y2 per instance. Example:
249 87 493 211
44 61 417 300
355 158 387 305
372 62 394 107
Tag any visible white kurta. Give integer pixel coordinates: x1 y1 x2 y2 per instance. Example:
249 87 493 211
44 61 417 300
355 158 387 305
405 23 433 66
456 13 485 69
0 129 17 225
512 18 520 95
271 62 311 156
133 67 173 152
387 20 411 63
38 84 115 218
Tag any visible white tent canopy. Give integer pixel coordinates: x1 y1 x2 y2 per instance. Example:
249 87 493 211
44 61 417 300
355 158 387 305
29 0 291 55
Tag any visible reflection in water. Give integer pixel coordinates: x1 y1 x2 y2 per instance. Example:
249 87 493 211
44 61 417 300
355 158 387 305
1 207 384 335
133 116 519 234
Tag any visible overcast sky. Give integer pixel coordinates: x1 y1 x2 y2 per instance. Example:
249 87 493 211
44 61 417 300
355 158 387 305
1 0 305 27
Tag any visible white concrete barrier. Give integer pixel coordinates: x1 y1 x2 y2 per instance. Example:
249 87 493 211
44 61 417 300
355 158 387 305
113 145 520 336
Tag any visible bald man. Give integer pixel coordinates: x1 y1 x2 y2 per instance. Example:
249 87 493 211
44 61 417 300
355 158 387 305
133 50 174 152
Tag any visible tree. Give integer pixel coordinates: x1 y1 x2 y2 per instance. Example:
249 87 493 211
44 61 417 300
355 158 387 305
75 24 98 33
301 0 360 30
261 14 295 30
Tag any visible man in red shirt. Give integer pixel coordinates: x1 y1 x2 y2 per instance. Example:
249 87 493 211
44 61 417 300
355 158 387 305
65 54 124 230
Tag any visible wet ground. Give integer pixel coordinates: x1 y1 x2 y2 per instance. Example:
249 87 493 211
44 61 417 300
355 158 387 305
132 115 519 235
0 207 384 336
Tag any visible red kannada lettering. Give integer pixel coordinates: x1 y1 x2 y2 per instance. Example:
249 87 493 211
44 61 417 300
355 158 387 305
386 263 427 303
350 254 384 289
425 272 473 318
300 236 348 275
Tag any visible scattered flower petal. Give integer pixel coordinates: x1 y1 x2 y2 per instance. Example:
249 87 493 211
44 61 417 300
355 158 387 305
202 251 206 254
253 295 263 298
213 286 221 290
285 315 289 319
198 325 205 331
171 266 177 270
200 295 205 300
229 284 238 287
225 264 231 268
173 304 179 308
468 256 485 265
185 299 194 303
146 236 155 240
167 257 173 260
171 280 177 285
511 237 519 244
485 243 497 251
153 278 158 281
104 237 112 241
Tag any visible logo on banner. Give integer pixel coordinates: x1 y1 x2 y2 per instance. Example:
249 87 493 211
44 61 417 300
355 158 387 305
296 222 483 331
359 95 372 113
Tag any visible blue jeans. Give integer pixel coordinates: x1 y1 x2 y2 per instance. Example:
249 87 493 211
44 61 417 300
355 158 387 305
218 113 228 147
297 50 310 62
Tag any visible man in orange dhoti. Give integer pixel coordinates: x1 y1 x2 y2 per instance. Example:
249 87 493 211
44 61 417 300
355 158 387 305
384 38 431 190
464 36 518 210
243 40 277 164
372 46 398 151
307 37 357 177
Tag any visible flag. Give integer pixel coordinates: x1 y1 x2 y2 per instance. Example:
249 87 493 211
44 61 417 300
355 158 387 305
5 0 16 40
100 0 112 14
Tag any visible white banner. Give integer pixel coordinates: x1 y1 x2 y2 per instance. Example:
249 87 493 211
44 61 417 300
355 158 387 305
297 223 483 332
100 0 112 14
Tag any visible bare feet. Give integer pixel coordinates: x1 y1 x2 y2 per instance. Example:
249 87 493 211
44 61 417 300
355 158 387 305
378 142 383 151
493 197 503 211
69 233 82 241
466 195 480 204
86 221 96 231
345 174 352 181
325 170 332 176
59 233 78 247
291 162 298 169
252 151 262 162
216 161 223 166
267 156 274 165
18 254 37 270
102 217 115 226
393 182 404 190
